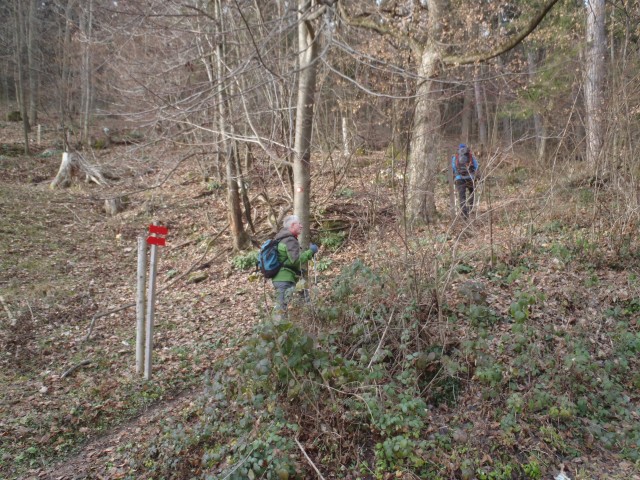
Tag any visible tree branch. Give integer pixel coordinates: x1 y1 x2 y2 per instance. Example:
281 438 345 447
61 360 92 379
295 437 327 480
336 0 421 52
442 0 562 66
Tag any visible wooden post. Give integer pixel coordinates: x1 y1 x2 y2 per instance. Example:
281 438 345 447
144 234 159 380
136 236 147 374
37 124 41 145
342 116 349 157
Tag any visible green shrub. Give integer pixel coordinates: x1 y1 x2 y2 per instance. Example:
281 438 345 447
319 232 346 251
462 304 500 327
505 166 527 186
7 111 21 122
336 187 355 198
319 231 346 251
231 250 258 270
206 180 223 191
313 257 332 272
509 289 540 323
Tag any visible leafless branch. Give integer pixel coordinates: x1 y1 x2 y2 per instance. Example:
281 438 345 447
61 359 92 379
295 437 327 480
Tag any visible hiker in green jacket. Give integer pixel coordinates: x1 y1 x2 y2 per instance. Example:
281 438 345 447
272 215 318 314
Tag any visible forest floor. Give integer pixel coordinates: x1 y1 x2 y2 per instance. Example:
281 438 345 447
1 117 639 479
0 120 268 479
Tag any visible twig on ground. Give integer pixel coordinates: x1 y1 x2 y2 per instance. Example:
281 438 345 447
61 359 92 379
168 239 195 251
84 302 136 341
63 204 84 224
295 437 326 480
26 300 35 323
367 308 395 369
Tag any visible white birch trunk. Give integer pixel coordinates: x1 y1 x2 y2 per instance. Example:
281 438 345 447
342 116 350 157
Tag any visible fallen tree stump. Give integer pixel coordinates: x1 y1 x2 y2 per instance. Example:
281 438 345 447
50 151 110 189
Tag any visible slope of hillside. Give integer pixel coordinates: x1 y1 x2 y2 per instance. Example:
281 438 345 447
1 118 639 479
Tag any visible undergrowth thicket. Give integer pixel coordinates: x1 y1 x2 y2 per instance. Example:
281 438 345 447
128 234 640 479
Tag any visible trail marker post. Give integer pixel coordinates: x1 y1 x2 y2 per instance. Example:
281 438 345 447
143 223 168 380
136 236 147 374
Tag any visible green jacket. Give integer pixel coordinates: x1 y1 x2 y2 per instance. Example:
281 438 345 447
271 227 314 283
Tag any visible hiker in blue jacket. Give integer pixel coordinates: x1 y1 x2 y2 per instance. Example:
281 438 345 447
272 215 318 314
452 144 480 218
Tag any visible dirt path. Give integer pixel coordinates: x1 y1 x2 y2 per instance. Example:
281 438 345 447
31 387 200 480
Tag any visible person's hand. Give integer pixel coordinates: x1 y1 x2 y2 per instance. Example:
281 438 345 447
310 243 319 255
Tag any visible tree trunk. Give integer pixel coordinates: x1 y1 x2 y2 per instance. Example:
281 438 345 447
474 74 487 148
584 0 606 168
293 0 319 248
407 49 440 224
13 0 30 154
502 115 512 147
527 50 546 160
59 0 75 148
214 0 250 251
1 60 9 103
235 143 255 234
27 0 39 126
81 0 93 145
50 151 108 189
461 84 472 144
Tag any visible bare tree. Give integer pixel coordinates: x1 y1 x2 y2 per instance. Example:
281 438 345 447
12 0 31 154
293 0 323 248
27 0 40 126
338 0 563 223
527 48 547 161
80 0 93 145
584 0 606 168
214 0 251 251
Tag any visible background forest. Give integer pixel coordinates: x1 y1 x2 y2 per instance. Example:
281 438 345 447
1 0 640 479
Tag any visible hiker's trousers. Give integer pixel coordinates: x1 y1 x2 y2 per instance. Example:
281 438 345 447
273 281 296 313
455 178 475 218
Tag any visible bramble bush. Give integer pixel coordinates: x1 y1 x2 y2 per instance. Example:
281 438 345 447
128 257 640 478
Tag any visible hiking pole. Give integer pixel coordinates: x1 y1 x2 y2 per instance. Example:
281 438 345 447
262 279 270 317
313 248 320 298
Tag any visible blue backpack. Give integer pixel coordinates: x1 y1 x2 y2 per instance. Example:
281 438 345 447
257 239 282 278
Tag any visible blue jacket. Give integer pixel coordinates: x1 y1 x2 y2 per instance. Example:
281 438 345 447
452 152 479 181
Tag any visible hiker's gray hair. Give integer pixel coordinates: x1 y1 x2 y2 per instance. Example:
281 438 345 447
283 215 300 230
